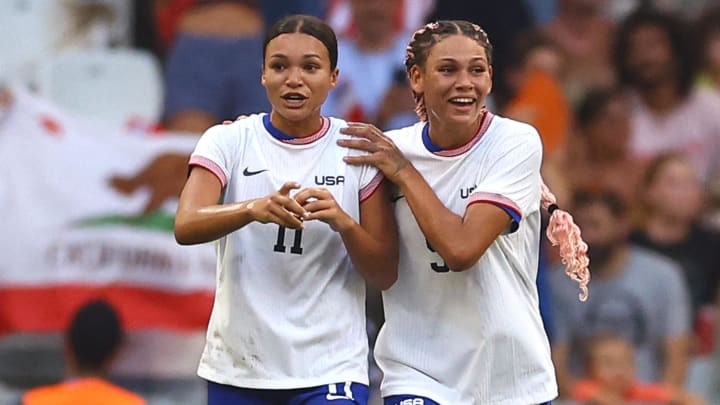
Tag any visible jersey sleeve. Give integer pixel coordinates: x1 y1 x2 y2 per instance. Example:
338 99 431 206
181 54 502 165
467 125 542 231
188 123 242 188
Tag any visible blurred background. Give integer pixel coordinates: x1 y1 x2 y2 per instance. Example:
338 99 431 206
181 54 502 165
1 0 720 404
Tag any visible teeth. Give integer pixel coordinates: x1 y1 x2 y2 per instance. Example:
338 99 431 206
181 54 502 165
285 95 305 100
450 97 474 104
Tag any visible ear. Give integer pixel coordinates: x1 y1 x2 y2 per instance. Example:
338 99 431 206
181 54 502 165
487 65 494 95
261 65 267 87
409 65 423 95
330 68 339 89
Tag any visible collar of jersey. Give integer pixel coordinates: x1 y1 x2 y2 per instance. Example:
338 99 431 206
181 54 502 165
421 111 494 157
262 114 330 145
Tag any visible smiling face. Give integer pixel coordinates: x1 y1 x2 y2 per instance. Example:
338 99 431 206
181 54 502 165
262 32 338 135
410 34 492 129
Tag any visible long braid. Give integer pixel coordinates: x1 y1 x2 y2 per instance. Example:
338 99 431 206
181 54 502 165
541 179 590 301
405 21 590 300
404 21 493 122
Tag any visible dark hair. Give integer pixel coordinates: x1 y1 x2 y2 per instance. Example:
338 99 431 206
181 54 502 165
575 87 625 129
405 20 493 121
696 5 720 70
642 151 692 188
572 188 626 217
613 7 696 97
67 299 123 371
263 14 338 70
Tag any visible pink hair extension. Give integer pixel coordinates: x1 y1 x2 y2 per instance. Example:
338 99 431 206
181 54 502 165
541 179 590 301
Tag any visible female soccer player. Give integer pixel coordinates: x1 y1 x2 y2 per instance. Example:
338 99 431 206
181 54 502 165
339 20 589 405
174 15 397 405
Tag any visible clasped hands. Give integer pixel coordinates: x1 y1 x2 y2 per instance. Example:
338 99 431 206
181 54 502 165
248 182 353 233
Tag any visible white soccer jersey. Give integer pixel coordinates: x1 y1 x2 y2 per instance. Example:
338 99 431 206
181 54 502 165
375 113 557 405
188 114 382 389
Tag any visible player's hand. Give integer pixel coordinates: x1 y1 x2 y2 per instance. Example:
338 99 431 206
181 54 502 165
338 122 410 183
294 187 354 232
222 114 250 125
248 182 307 229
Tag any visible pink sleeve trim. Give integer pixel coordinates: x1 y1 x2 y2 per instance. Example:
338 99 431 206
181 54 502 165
189 155 227 187
467 191 523 220
359 172 385 202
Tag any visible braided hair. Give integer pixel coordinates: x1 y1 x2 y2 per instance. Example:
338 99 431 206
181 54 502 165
405 20 590 300
405 20 493 122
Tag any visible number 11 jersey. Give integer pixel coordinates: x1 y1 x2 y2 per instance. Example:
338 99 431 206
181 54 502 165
188 114 381 390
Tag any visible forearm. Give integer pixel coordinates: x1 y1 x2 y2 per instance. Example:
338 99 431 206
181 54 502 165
175 200 256 245
663 336 690 386
394 166 482 271
339 222 398 290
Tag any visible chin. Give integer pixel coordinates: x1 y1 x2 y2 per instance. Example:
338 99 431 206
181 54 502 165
277 108 312 122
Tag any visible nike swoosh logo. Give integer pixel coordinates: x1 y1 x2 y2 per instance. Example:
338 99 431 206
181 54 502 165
391 194 405 203
243 167 268 176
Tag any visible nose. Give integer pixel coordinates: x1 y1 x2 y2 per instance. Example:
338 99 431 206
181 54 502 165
286 67 303 88
455 69 473 90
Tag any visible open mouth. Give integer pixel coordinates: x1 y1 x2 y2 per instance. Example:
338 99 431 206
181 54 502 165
282 93 308 104
449 97 476 106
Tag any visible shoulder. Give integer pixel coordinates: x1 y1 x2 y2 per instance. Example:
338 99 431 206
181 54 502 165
326 116 349 133
627 247 683 278
487 114 542 146
23 383 64 403
201 114 263 138
385 121 423 145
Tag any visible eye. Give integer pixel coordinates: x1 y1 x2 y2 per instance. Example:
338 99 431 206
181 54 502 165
269 62 286 71
304 64 320 72
438 66 455 73
471 66 487 74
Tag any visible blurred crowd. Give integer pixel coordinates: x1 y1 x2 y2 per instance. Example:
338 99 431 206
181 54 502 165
3 0 720 404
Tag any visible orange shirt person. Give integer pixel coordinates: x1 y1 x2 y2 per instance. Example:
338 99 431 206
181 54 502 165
572 334 705 405
23 300 145 405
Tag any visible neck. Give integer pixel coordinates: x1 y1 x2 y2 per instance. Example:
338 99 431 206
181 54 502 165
639 82 682 114
427 114 483 150
591 245 628 280
557 6 596 32
710 69 720 88
585 143 624 163
355 32 393 52
270 111 322 137
644 214 691 244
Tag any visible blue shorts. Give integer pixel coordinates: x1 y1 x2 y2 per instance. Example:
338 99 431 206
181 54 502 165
163 32 270 122
207 380 369 405
384 395 550 405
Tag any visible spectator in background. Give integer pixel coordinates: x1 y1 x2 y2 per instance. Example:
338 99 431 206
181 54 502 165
22 299 145 405
551 189 692 398
162 0 269 133
541 0 615 104
614 7 720 187
503 32 570 156
696 5 720 92
572 334 706 404
630 153 720 353
323 0 416 130
547 87 645 207
695 5 720 230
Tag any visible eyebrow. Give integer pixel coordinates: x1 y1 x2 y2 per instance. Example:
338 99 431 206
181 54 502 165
269 53 323 60
437 56 488 63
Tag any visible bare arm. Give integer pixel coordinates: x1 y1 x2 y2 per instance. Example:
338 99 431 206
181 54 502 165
294 180 398 290
392 165 509 271
174 166 306 245
663 335 690 387
339 123 509 271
